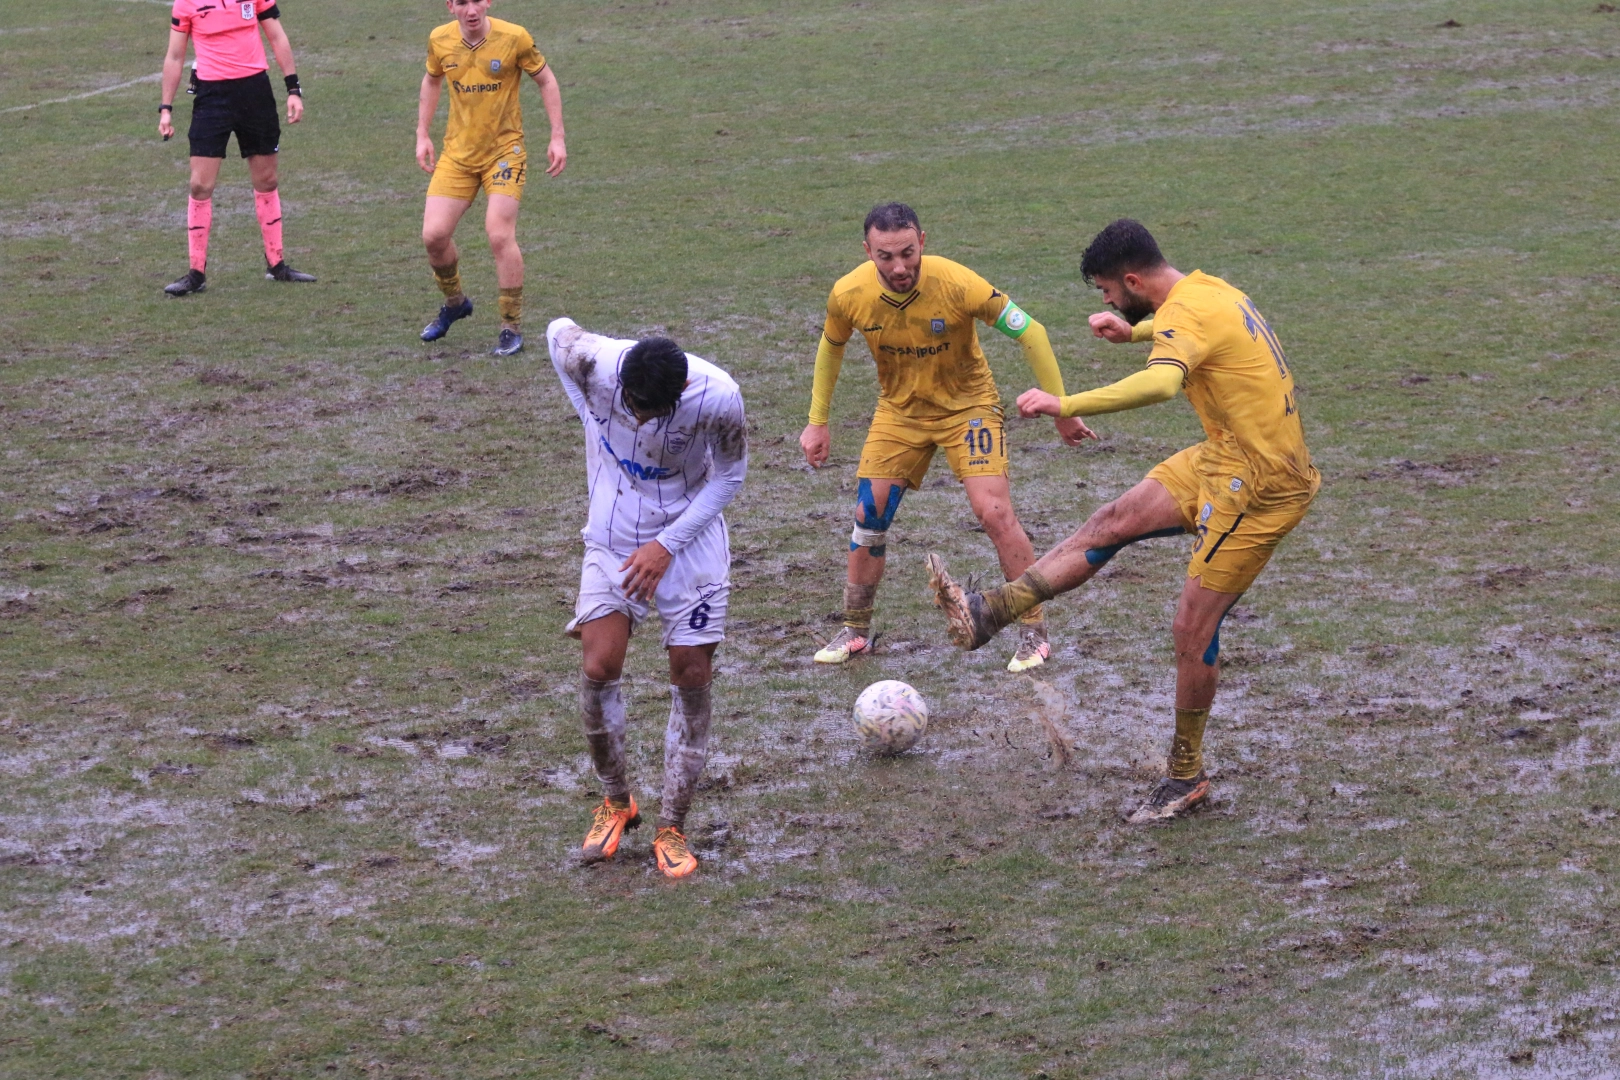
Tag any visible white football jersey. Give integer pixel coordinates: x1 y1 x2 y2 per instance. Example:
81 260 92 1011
548 318 748 557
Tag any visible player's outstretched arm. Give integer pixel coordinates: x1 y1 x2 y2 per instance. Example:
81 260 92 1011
416 74 442 174
260 17 302 123
531 66 567 177
158 28 188 141
1017 363 1183 422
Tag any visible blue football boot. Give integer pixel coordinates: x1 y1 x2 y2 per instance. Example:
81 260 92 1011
492 327 524 356
421 296 473 342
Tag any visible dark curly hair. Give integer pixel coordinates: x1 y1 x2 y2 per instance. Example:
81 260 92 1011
863 202 921 237
621 337 688 418
1080 219 1167 284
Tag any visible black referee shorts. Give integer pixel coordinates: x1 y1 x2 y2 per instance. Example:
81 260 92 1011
188 71 280 159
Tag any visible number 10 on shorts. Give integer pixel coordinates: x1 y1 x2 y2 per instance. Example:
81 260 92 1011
963 426 994 457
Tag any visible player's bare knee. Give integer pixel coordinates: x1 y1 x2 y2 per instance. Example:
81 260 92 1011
977 504 1020 544
1086 497 1131 538
189 180 215 201
582 654 624 682
581 637 626 682
667 646 713 687
1172 611 1221 665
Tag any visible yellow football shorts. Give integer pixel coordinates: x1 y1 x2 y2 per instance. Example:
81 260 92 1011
1148 445 1313 595
857 403 1008 489
426 145 528 202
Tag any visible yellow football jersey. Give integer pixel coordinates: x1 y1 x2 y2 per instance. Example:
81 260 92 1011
426 18 546 167
1145 271 1320 506
823 256 1015 420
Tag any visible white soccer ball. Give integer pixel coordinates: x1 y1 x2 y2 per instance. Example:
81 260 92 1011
853 680 929 754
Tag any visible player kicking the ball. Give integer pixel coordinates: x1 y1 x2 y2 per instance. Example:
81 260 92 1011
158 0 315 294
927 219 1320 822
800 202 1091 672
549 318 747 878
416 0 566 356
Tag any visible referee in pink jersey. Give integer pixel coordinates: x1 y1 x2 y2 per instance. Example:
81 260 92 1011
157 0 315 295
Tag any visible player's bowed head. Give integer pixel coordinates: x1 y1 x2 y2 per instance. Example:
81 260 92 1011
620 336 689 427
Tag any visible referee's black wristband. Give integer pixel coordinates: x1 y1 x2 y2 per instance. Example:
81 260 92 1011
159 104 173 113
284 74 302 96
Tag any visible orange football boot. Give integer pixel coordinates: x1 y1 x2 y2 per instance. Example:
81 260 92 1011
653 827 698 878
581 795 640 862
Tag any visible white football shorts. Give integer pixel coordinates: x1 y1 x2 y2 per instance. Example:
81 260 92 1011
566 522 730 647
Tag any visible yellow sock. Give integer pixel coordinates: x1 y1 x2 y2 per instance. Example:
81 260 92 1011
1018 603 1045 626
432 261 462 300
1168 707 1210 780
498 286 523 328
983 569 1055 628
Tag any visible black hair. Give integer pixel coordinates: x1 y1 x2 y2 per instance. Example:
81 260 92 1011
621 337 688 417
863 201 921 238
1079 219 1168 284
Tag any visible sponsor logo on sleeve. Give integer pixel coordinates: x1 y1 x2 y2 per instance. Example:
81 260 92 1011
1158 328 1176 338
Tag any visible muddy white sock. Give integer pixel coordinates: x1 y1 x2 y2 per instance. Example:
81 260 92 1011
581 675 630 803
657 682 712 830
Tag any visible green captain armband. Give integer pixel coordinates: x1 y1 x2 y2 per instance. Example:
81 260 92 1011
994 300 1032 340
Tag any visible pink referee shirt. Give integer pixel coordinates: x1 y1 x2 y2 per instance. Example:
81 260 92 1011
171 0 277 81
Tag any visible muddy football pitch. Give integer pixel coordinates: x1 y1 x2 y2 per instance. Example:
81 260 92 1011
2 0 1618 1076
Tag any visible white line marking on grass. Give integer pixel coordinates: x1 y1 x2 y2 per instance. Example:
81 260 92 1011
0 72 161 115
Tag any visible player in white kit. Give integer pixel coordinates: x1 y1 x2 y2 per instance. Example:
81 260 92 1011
548 317 747 879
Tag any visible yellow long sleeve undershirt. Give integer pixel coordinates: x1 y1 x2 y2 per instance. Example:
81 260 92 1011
807 335 845 426
1059 362 1185 418
1015 317 1066 399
